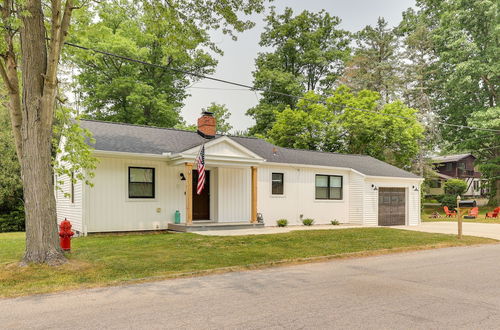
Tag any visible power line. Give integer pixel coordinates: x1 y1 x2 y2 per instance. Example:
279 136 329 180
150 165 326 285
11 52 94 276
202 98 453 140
63 41 500 133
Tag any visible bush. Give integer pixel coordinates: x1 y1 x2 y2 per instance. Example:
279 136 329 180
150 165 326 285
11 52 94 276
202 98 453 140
439 194 458 209
444 179 467 196
302 218 314 226
276 219 288 227
0 206 25 232
331 220 340 225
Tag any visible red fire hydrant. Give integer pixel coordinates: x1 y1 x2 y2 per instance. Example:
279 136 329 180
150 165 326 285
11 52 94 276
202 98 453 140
59 218 74 251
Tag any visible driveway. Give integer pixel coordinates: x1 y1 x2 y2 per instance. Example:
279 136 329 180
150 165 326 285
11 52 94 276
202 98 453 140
2 244 500 329
394 221 500 240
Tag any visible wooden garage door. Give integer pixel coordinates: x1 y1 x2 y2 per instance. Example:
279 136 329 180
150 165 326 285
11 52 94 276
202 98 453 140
378 188 406 226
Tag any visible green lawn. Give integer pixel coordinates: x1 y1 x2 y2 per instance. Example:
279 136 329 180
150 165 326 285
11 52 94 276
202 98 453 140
0 228 496 298
422 206 500 223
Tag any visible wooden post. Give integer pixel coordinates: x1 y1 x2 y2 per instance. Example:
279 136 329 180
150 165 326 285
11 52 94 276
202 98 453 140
185 163 193 225
457 195 462 239
251 166 258 223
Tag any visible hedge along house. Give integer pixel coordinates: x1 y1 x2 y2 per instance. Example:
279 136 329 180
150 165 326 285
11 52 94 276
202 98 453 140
56 112 423 235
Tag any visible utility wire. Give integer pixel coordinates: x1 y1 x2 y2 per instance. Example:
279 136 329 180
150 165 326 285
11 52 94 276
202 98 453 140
63 41 500 133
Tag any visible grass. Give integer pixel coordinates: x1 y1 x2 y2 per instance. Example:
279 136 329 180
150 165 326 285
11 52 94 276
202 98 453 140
422 206 500 223
0 228 496 298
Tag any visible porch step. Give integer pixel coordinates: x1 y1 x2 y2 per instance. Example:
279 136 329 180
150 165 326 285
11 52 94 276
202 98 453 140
167 222 265 233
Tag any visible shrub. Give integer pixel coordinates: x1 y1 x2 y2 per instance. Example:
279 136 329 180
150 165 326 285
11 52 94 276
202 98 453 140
302 218 314 226
439 194 459 209
331 220 340 225
0 206 25 232
443 179 467 196
276 219 288 227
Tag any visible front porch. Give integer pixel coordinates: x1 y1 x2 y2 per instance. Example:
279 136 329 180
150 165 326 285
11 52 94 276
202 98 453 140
168 136 264 226
167 221 265 232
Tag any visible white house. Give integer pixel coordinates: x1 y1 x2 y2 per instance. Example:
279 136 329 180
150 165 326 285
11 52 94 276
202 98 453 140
56 112 423 235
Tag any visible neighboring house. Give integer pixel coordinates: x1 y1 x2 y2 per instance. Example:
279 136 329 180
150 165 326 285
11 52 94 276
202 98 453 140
428 153 484 197
56 112 423 235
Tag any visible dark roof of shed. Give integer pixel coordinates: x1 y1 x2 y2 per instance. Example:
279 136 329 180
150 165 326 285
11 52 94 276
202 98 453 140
79 119 420 179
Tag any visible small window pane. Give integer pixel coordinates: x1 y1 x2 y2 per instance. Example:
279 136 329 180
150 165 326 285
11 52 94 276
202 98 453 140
330 176 341 188
330 187 341 199
130 168 153 183
316 187 329 199
272 173 284 195
316 175 328 187
129 183 154 198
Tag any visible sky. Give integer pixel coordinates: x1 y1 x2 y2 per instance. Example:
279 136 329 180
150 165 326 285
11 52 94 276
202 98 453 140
181 0 416 131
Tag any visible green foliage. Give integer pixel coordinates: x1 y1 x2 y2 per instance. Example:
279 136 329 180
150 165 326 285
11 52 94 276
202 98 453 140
0 206 25 233
443 179 468 196
202 102 233 134
53 107 99 195
342 17 400 103
0 105 22 213
439 194 458 210
302 218 314 226
247 7 351 135
331 220 340 225
267 86 424 168
276 219 288 227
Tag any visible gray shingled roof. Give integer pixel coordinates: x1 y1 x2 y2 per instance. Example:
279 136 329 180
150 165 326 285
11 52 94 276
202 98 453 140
80 120 420 179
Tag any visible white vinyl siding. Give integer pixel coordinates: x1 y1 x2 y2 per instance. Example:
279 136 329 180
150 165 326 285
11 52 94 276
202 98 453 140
348 172 365 225
258 166 349 226
86 157 185 233
217 167 251 222
55 171 84 234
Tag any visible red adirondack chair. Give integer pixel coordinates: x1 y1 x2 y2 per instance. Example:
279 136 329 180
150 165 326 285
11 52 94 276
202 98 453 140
486 207 500 219
444 206 456 217
468 207 479 218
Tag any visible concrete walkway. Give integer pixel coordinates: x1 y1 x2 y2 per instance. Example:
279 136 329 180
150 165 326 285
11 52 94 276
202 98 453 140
193 223 364 236
394 221 500 240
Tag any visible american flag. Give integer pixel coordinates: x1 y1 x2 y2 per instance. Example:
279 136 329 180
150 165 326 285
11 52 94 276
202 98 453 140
195 144 206 195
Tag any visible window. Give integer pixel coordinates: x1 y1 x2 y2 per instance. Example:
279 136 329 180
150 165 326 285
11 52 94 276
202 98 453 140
445 163 453 171
473 181 480 191
315 175 342 200
271 173 284 195
128 167 155 198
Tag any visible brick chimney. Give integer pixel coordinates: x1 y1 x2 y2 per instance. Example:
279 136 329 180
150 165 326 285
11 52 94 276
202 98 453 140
197 111 216 139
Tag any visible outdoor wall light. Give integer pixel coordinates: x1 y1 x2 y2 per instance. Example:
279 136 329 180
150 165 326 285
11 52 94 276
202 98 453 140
180 173 186 181
371 184 378 191
412 185 419 192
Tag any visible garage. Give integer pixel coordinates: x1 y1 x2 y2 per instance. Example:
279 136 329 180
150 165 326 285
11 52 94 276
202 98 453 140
378 188 406 226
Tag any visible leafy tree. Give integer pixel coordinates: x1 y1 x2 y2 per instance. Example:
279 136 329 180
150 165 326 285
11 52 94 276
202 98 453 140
202 102 233 134
342 17 401 103
443 179 468 196
247 7 351 135
0 102 22 214
0 0 269 265
267 86 424 168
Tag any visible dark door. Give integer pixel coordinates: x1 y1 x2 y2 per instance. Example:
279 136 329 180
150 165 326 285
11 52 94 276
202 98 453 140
192 170 210 220
378 188 406 226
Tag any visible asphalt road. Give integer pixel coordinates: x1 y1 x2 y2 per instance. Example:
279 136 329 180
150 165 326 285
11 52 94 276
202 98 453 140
2 244 500 329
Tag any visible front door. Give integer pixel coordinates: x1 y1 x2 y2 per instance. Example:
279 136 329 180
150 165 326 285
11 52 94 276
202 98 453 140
192 170 210 220
378 188 406 226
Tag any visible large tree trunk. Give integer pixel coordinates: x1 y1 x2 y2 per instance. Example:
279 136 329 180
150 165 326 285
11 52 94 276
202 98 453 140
18 0 65 265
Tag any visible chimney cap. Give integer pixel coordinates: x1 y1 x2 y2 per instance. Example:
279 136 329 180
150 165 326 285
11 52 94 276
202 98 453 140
202 111 214 116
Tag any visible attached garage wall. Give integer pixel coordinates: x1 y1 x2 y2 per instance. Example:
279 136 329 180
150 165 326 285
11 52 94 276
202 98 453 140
348 171 365 225
364 178 422 226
